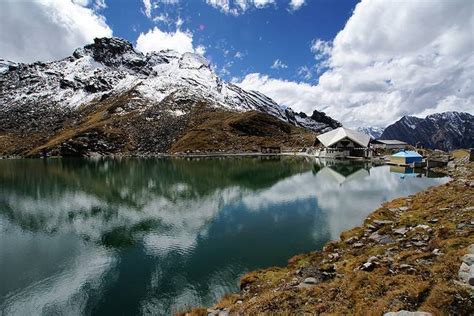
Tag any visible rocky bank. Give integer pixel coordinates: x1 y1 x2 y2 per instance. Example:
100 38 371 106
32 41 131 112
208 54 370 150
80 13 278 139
186 157 474 315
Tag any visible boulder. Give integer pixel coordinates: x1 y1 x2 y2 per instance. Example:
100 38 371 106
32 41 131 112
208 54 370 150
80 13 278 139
369 232 395 244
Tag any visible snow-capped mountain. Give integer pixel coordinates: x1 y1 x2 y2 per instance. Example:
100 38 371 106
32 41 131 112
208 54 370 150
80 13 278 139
0 37 340 157
380 111 474 151
356 127 384 139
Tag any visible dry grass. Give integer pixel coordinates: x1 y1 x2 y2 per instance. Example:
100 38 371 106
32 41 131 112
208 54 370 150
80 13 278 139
25 91 138 156
192 162 474 315
170 109 315 154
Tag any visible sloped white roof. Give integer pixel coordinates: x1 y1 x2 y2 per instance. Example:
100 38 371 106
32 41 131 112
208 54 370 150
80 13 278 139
376 139 408 145
317 127 370 148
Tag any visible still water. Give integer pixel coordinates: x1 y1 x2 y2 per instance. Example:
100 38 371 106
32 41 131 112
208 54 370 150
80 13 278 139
0 157 448 315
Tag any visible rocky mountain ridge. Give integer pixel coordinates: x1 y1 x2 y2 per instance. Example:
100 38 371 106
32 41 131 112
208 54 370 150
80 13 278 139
380 112 473 151
0 37 340 157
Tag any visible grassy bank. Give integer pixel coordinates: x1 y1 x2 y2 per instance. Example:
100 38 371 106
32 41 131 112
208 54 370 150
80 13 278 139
186 159 474 315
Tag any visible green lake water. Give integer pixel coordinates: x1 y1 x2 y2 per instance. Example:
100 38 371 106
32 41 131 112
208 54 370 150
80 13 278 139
0 157 448 315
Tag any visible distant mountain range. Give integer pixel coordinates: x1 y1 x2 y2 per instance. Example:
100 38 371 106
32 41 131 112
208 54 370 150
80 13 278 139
357 127 385 140
0 37 340 157
379 112 473 151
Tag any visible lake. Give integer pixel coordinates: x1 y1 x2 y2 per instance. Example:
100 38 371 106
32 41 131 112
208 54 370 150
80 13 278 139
0 157 448 315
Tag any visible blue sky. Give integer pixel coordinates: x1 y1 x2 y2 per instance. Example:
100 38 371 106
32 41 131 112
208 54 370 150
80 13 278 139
1 0 472 127
102 0 358 83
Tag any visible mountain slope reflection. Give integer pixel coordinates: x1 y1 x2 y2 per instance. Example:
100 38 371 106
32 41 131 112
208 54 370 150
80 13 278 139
0 157 448 315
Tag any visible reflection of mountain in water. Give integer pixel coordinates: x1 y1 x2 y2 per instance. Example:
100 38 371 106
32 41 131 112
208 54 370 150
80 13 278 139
0 157 330 315
0 157 448 315
0 157 312 241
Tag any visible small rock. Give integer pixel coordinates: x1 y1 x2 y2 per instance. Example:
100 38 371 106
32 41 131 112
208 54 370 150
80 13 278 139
374 220 394 226
361 261 376 271
207 308 219 316
303 277 318 284
428 218 439 223
432 248 442 255
469 265 474 286
384 311 432 316
415 224 430 230
345 236 357 244
298 282 315 289
328 253 340 260
462 254 474 265
438 207 449 211
367 224 377 231
398 207 409 212
236 300 243 304
394 227 409 235
400 264 413 269
353 242 364 248
413 241 427 247
459 262 470 283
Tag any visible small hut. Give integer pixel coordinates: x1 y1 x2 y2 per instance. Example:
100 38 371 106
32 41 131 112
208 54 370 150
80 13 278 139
389 150 422 166
371 139 409 150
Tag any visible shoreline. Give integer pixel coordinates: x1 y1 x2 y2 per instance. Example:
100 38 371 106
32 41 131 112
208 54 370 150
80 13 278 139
186 158 474 315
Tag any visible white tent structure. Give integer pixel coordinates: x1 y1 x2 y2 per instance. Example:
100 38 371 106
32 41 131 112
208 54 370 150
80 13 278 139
315 127 372 159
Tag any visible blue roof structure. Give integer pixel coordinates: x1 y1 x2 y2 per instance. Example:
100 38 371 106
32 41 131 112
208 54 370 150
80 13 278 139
392 150 422 158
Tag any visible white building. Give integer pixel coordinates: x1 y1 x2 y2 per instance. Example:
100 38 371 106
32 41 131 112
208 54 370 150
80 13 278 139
314 127 372 159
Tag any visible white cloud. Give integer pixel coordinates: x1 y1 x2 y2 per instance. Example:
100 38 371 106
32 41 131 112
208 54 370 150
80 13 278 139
289 0 305 11
93 0 107 10
234 51 244 59
0 0 112 63
271 59 287 70
72 0 90 6
297 66 312 80
142 0 179 19
136 27 203 55
205 0 274 15
238 0 474 127
238 73 318 114
195 45 207 56
143 0 153 18
310 38 331 60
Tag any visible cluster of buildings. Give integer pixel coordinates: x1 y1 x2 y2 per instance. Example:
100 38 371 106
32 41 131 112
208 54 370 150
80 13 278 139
313 127 423 167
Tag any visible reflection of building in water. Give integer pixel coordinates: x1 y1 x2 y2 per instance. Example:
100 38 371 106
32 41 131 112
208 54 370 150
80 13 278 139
315 159 371 185
389 165 422 179
389 165 448 179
